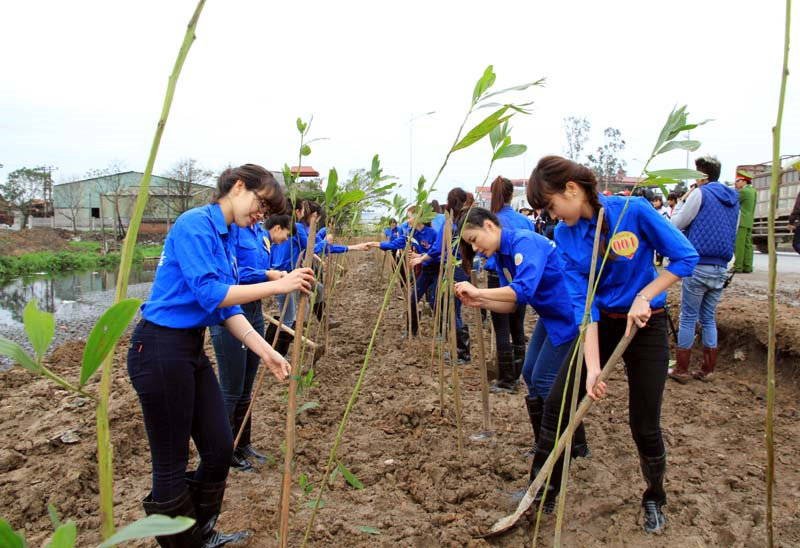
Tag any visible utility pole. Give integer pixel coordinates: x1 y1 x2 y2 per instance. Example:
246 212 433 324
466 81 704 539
34 165 58 222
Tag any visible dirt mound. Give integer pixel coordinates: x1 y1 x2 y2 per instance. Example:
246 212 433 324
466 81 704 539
0 228 75 256
1 255 799 547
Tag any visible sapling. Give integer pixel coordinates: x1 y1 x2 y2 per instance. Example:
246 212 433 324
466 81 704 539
766 4 791 545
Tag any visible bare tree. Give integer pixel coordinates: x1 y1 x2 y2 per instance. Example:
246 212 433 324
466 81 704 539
58 180 85 232
587 127 627 192
155 158 214 219
563 116 591 162
86 162 130 241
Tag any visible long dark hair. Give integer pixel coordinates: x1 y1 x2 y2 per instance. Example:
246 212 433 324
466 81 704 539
490 176 514 214
213 164 285 215
527 155 611 254
445 187 468 220
458 207 499 274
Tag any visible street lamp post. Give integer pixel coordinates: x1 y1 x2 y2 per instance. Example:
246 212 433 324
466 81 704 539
409 111 436 202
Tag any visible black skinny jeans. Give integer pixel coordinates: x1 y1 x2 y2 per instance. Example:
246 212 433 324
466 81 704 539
542 312 669 459
487 271 526 354
127 320 233 502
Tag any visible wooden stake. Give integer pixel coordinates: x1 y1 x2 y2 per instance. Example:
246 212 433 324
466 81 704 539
265 315 319 349
279 219 317 547
471 271 492 434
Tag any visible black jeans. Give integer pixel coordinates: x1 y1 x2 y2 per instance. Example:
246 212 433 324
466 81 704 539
128 320 233 502
487 271 526 354
542 312 669 459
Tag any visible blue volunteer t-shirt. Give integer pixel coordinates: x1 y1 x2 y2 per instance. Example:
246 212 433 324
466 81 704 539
556 194 698 325
494 228 578 346
142 203 243 328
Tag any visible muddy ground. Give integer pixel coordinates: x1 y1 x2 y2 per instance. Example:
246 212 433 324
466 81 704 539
1 251 799 547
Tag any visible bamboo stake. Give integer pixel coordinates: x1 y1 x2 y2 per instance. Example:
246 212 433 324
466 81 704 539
445 225 464 456
234 258 296 449
767 4 791 545
430 228 448 372
470 271 492 436
279 219 317 547
553 208 604 546
405 245 414 341
485 326 638 537
264 316 319 349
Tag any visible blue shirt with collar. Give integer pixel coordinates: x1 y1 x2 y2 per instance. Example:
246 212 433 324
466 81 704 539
142 203 243 328
555 194 698 325
485 205 536 272
380 225 437 266
300 221 348 255
399 222 411 237
234 223 271 285
428 219 462 264
494 228 578 346
384 226 400 240
431 213 446 233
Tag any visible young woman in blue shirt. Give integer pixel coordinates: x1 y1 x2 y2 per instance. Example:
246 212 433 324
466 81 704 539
526 155 698 533
128 165 315 547
411 188 472 363
483 176 536 396
208 212 293 473
454 207 590 470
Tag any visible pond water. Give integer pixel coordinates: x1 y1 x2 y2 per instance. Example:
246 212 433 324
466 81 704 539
0 266 156 330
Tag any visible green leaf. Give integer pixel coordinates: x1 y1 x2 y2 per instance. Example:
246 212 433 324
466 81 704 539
656 140 701 155
452 106 511 152
333 190 366 214
337 461 364 489
325 168 338 206
296 401 319 415
300 144 311 157
0 336 42 374
304 499 326 508
493 143 527 161
96 516 195 548
370 154 381 180
489 124 503 150
47 520 76 548
80 298 142 387
480 77 546 101
296 117 307 134
646 168 708 180
472 65 496 103
0 519 27 548
23 299 54 361
48 504 62 529
358 526 380 535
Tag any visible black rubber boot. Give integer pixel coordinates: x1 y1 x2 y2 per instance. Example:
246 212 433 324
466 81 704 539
490 351 516 394
639 453 667 534
234 401 267 464
456 326 471 364
143 490 203 548
524 396 543 457
228 412 254 473
527 427 561 513
511 343 526 388
275 327 294 357
571 422 592 460
186 472 252 547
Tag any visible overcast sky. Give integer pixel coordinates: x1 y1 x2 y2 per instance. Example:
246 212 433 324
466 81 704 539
1 1 798 204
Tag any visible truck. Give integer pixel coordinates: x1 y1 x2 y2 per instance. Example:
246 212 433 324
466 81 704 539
738 155 800 253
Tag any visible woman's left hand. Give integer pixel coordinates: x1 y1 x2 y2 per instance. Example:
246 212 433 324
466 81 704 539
626 296 651 337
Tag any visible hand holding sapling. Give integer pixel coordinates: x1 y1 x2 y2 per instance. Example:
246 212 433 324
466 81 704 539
278 268 315 295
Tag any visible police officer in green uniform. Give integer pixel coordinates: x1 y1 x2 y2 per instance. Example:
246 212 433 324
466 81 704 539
732 170 756 273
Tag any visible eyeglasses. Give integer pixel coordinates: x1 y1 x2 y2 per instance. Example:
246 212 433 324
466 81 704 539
252 190 271 213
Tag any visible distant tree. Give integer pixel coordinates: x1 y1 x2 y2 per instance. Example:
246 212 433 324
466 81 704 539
58 180 85 232
159 158 215 218
563 116 591 162
0 168 48 229
587 127 627 192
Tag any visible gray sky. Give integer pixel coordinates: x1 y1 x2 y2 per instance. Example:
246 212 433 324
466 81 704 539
1 0 798 204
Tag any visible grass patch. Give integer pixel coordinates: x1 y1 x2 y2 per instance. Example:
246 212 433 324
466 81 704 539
0 245 157 280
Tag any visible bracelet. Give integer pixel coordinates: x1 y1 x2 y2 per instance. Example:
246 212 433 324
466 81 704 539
636 293 651 303
240 328 256 349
